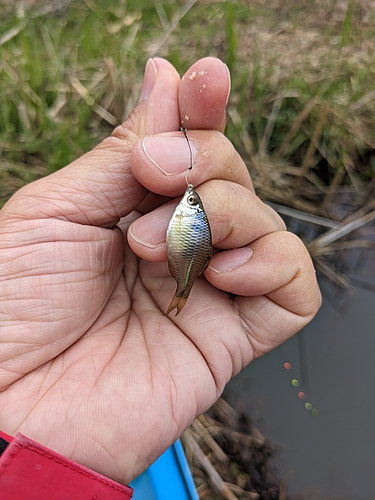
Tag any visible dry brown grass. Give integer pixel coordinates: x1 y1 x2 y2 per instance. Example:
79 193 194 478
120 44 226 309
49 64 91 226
183 398 288 500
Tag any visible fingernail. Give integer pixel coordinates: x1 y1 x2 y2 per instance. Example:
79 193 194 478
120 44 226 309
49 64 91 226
139 59 158 102
142 135 197 175
208 247 253 273
223 63 231 105
129 204 175 248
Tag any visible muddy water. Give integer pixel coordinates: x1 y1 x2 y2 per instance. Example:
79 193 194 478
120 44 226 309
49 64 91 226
225 255 375 499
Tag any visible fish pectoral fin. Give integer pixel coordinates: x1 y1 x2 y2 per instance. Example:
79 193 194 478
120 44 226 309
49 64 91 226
167 294 188 316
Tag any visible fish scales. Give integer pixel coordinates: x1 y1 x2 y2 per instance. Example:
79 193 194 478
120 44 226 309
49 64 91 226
166 185 212 315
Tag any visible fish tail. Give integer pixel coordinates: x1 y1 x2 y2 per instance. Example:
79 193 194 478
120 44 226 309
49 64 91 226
167 294 188 316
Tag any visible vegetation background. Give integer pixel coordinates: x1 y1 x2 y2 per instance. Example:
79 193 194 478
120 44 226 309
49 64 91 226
1 0 375 498
1 1 375 193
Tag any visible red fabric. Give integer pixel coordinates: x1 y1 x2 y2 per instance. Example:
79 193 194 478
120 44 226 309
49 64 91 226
0 432 133 500
0 431 13 443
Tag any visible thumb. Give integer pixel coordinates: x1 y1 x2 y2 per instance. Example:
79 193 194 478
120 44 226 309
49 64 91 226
3 59 181 228
122 58 181 136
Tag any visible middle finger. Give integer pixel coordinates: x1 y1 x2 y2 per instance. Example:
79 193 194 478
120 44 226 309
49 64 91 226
127 179 285 262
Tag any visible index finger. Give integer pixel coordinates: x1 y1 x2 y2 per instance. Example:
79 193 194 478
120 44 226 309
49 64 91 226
179 57 230 132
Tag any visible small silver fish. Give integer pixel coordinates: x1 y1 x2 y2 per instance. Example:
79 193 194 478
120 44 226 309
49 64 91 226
166 185 212 315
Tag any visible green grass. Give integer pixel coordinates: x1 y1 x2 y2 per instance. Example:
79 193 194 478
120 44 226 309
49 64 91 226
1 0 375 212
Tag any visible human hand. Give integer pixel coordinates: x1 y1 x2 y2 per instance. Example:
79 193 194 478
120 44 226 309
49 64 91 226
0 57 321 484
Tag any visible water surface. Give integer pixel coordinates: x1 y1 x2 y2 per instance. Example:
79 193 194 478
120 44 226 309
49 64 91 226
225 256 375 499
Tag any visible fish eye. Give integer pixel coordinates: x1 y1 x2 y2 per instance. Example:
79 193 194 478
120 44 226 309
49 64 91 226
187 194 198 205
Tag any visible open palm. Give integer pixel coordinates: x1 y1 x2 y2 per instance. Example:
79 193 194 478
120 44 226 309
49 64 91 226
0 58 321 484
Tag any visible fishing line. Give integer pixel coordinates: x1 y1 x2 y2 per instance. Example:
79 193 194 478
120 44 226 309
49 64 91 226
180 126 193 188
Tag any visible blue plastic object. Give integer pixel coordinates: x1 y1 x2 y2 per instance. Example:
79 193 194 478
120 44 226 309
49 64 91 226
130 440 199 500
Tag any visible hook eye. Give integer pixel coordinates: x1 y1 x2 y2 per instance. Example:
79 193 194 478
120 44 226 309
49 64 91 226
180 126 193 188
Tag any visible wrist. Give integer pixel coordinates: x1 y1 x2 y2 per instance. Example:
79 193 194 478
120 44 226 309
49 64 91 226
0 431 133 500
